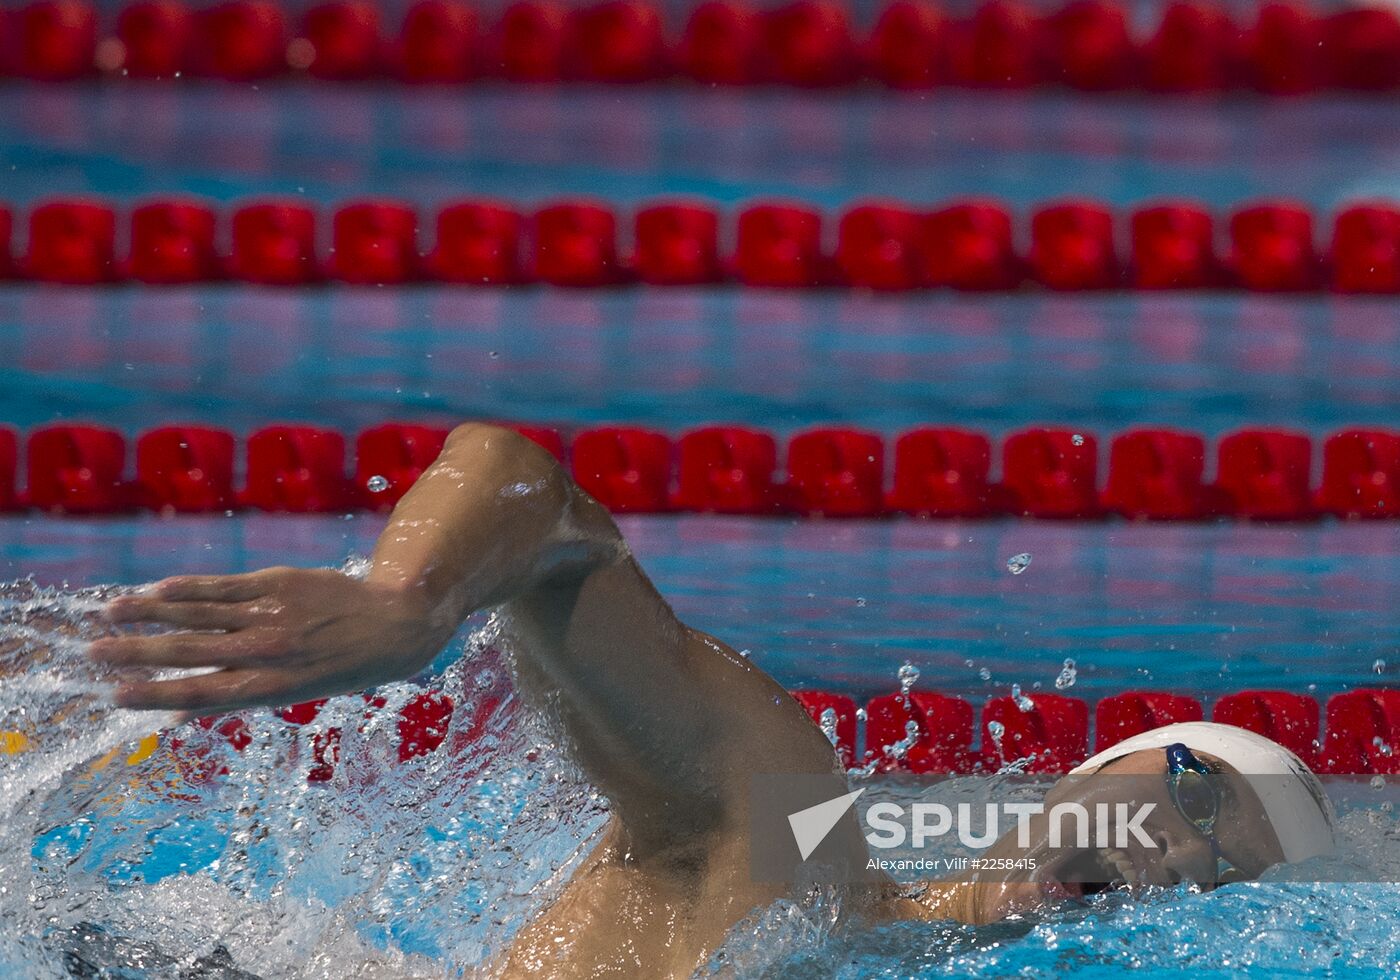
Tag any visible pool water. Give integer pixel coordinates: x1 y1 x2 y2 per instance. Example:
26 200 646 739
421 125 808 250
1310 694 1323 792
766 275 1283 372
6 89 1399 208
3 289 1400 435
2 514 1399 699
2 78 1400 979
4 570 1400 979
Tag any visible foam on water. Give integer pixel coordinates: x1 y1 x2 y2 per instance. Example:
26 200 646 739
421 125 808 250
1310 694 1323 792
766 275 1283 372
4 576 1400 978
0 576 608 978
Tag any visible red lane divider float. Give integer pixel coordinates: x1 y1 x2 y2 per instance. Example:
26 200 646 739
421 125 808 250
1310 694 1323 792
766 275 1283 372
792 690 860 768
24 199 117 284
9 0 1400 92
673 426 780 514
1318 430 1400 519
1228 201 1320 292
864 689 975 773
0 428 19 512
1102 428 1208 521
9 195 1400 292
786 427 884 517
793 686 1400 776
9 423 1400 521
981 692 1089 773
129 200 220 284
136 425 237 512
888 428 993 518
1214 688 1321 769
427 200 523 284
167 684 1400 783
571 426 673 512
242 424 356 512
27 424 132 513
1093 691 1203 752
999 428 1100 519
227 200 319 285
355 423 449 510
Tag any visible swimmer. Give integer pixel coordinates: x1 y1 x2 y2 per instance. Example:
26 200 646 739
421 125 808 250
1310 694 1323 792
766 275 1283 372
88 424 1337 978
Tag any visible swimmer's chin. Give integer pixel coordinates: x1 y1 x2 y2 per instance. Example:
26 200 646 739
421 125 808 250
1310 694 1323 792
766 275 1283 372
951 854 1167 924
962 876 1065 925
904 865 1099 926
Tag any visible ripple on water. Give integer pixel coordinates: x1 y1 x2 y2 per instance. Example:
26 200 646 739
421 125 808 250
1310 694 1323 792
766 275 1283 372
0 574 607 978
4 576 1400 977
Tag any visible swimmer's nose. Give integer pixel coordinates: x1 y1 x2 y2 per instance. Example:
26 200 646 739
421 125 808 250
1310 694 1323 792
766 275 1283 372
1147 829 1216 887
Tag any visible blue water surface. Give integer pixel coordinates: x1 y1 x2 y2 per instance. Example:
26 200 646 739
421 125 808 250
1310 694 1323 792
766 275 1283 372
4 88 1399 208
2 66 1399 980
3 513 1395 702
1 288 1398 435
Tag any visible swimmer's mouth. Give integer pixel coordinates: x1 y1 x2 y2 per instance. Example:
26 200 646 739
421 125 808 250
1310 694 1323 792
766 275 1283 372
1036 846 1146 900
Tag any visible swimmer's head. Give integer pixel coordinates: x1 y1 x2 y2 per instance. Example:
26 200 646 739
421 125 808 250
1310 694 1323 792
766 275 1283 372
943 722 1336 923
1068 722 1336 863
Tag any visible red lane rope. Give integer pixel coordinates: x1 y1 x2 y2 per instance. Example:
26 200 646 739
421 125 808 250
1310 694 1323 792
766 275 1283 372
795 687 1400 776
6 422 1400 519
8 0 1400 93
8 195 1400 292
74 687 1400 780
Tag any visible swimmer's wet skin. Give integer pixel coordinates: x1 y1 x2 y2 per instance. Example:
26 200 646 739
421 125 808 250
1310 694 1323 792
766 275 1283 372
87 424 1336 978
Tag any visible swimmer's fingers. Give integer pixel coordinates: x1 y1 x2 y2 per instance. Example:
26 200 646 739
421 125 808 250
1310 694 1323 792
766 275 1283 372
115 668 300 713
105 597 252 631
88 631 276 669
148 571 284 603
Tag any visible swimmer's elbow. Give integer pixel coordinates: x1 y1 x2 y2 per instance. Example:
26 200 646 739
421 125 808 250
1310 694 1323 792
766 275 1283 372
445 423 557 474
443 423 624 562
443 423 572 498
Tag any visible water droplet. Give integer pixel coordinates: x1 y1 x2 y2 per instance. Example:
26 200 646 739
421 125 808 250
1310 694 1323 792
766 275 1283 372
885 720 921 760
978 667 991 681
1372 775 1387 790
489 351 500 359
1006 552 1032 575
854 707 868 724
897 662 920 695
1374 659 1387 675
819 708 840 747
1054 658 1077 690
1071 433 1085 446
987 720 1006 751
855 597 867 607
366 475 390 494
1012 684 1034 712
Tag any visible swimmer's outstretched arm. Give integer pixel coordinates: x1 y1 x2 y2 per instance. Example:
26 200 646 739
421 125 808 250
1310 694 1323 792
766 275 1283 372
92 424 837 849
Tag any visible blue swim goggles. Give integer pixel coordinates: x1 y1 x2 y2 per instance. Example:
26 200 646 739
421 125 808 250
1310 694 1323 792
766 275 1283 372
1165 742 1247 884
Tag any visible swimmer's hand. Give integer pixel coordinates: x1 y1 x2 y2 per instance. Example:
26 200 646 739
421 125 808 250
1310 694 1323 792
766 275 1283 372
89 569 450 714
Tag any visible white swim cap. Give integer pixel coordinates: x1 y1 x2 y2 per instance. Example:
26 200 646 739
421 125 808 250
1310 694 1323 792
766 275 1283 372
1070 721 1336 864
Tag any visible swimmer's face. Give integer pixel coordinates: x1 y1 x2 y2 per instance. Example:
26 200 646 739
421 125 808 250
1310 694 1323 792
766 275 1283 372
943 748 1287 924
